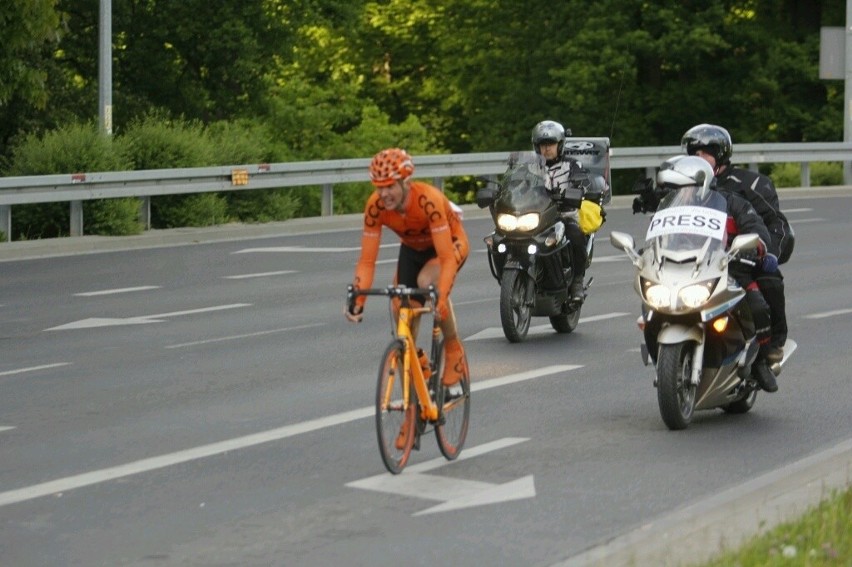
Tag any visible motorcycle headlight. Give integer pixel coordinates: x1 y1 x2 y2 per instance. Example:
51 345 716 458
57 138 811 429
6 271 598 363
644 284 671 309
642 278 719 310
497 212 540 232
679 283 712 308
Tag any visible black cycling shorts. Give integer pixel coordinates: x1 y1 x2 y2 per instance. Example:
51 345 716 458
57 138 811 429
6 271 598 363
396 244 437 291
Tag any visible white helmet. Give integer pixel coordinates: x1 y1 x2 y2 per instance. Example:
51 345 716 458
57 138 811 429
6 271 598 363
656 155 715 196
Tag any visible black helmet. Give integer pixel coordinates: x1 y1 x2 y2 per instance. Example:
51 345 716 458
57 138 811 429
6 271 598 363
681 124 732 166
531 120 567 155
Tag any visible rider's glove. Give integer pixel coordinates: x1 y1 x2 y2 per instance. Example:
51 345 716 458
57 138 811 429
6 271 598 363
632 197 645 214
761 253 779 273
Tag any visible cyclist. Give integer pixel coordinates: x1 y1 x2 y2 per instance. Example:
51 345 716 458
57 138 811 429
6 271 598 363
345 147 470 391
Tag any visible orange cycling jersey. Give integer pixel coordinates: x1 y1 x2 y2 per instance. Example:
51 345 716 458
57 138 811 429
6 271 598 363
352 181 469 310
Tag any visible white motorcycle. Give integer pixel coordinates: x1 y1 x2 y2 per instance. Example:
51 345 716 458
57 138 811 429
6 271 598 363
611 184 796 430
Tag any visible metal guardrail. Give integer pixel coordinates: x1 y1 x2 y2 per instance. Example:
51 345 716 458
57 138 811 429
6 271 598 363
1 142 850 241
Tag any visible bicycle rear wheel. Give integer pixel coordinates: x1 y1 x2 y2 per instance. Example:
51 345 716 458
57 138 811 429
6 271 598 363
376 340 416 474
435 352 471 460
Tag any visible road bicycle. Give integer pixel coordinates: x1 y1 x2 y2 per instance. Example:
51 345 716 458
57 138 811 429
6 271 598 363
347 284 471 474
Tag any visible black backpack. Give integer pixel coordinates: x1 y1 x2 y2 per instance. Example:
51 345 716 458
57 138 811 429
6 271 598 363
777 210 795 264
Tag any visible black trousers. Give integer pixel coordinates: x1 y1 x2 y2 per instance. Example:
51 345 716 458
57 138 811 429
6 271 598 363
730 265 772 349
564 220 587 276
756 271 787 348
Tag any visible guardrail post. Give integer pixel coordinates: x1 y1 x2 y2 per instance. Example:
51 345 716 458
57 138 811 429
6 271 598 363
800 162 811 187
321 183 333 216
70 201 84 236
0 205 10 241
139 196 151 229
433 177 444 191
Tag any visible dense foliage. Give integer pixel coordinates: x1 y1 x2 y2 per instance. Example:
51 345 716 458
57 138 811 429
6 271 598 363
0 0 845 236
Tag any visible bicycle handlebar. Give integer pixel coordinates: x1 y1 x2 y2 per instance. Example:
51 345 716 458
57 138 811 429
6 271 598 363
346 284 439 303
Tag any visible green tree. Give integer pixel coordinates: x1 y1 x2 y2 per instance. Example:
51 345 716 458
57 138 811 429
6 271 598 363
0 0 63 155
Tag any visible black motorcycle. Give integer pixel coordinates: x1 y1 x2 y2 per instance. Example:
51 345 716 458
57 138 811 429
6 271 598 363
476 142 610 342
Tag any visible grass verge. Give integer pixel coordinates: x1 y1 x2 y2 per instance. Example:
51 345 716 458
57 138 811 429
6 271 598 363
699 486 851 566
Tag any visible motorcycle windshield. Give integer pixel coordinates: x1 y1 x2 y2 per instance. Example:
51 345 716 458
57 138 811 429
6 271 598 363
645 187 728 259
493 151 553 214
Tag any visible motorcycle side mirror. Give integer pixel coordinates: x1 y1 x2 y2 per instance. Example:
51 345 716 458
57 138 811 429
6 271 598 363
475 186 498 209
610 231 634 251
729 233 759 254
610 231 643 267
720 233 760 269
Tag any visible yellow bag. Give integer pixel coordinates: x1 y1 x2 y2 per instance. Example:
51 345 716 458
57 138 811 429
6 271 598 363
578 200 604 234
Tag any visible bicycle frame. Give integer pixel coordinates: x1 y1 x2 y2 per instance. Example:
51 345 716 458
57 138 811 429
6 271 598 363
392 303 440 423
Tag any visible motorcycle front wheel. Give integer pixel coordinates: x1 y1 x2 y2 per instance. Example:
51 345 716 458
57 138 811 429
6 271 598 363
656 342 697 430
499 269 532 343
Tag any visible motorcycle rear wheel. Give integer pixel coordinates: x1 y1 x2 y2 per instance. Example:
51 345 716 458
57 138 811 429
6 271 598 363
500 269 532 343
550 304 580 334
656 342 697 430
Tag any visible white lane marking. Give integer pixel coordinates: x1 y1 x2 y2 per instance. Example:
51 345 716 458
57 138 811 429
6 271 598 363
165 323 324 349
45 304 252 331
222 271 296 279
590 254 628 263
74 286 160 297
0 363 70 377
781 208 812 213
0 427 15 433
466 312 630 341
233 244 398 254
347 438 536 515
788 217 823 223
0 365 576 508
804 308 852 319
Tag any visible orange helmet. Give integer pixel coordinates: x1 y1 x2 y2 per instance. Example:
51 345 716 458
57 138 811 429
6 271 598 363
369 148 414 187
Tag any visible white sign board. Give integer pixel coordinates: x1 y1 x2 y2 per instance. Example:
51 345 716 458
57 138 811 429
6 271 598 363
646 206 726 241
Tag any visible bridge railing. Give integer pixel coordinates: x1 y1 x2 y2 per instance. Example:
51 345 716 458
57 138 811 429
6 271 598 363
1 142 850 241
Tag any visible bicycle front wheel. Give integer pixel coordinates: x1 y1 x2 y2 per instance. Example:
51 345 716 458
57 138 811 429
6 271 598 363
435 352 471 460
376 340 416 474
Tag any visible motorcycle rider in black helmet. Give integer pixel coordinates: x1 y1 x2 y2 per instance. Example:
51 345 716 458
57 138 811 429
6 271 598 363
646 155 780 393
531 120 602 302
681 124 789 367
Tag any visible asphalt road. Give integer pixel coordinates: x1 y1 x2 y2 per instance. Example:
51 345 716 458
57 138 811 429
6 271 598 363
1 189 850 567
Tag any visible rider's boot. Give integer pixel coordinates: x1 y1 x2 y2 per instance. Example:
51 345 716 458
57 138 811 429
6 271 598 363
751 358 778 392
570 273 585 303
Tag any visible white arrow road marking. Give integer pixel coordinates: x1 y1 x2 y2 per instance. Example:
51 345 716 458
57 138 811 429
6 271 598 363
44 303 252 331
346 438 535 516
0 367 574 508
466 312 630 341
74 286 161 297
